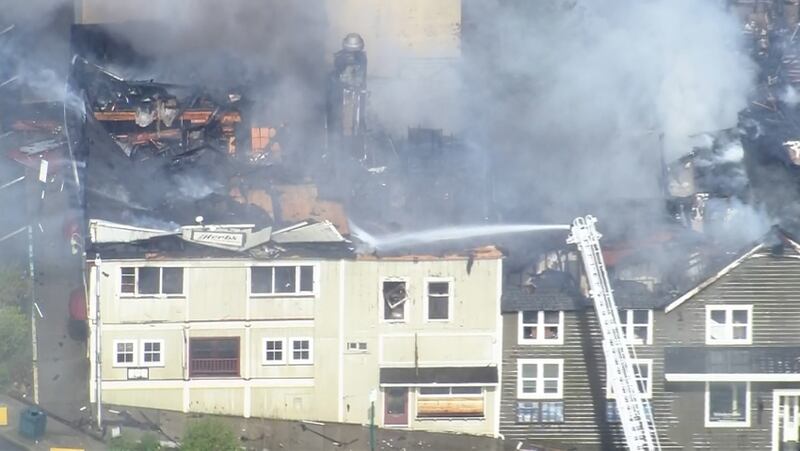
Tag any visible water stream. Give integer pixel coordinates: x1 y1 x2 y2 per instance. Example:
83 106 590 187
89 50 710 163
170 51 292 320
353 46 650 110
350 223 570 251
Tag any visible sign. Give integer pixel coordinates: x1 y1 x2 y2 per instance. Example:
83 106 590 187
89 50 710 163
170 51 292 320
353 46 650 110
190 230 245 248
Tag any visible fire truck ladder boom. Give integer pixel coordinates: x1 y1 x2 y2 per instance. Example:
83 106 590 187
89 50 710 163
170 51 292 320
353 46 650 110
567 215 661 451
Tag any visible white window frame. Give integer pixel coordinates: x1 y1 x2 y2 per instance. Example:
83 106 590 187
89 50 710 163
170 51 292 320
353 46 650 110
139 339 165 367
289 337 314 365
423 277 454 322
379 277 410 324
705 305 753 345
262 338 286 365
606 358 653 399
248 263 317 297
113 339 138 368
417 386 484 397
705 381 751 428
518 311 564 345
345 341 368 353
620 309 653 345
118 266 185 298
517 358 564 400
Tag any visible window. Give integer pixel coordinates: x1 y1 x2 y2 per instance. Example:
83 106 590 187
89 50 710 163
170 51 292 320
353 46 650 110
140 340 164 366
417 387 484 418
620 309 652 345
382 280 408 321
606 400 652 423
189 338 240 377
113 340 137 367
425 279 451 321
290 338 313 364
120 267 184 296
706 382 750 427
346 341 368 352
516 401 564 423
518 311 563 344
706 305 752 344
517 359 563 399
251 265 314 295
262 339 285 364
607 359 652 399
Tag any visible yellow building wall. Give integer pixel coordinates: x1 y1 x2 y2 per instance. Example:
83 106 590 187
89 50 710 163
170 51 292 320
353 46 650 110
250 387 317 420
188 387 244 416
104 388 184 412
187 266 247 320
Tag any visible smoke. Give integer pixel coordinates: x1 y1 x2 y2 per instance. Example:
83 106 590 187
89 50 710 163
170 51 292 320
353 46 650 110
77 0 328 140
458 0 755 220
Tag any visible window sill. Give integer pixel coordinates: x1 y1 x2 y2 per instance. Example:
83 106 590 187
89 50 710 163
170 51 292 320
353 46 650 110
381 320 408 324
139 363 165 368
515 421 565 425
288 362 313 366
516 395 563 400
704 421 750 428
517 340 564 346
416 416 485 421
261 361 287 366
119 295 186 300
250 293 316 299
705 340 752 346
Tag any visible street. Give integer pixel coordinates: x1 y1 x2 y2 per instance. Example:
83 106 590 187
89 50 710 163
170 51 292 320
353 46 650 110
29 170 89 425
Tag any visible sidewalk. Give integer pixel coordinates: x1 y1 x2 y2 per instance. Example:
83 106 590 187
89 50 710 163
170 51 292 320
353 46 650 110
0 393 105 451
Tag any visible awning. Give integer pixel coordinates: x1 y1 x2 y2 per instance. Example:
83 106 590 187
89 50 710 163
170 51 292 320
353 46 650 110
379 366 498 386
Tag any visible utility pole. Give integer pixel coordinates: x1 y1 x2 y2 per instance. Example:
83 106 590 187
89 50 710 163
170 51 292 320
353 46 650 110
27 225 38 405
94 254 102 431
368 389 377 451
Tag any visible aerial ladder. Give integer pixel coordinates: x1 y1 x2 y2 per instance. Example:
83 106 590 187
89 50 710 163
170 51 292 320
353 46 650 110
567 216 661 451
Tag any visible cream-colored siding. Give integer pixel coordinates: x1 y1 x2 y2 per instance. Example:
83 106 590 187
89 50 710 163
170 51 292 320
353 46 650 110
89 253 501 436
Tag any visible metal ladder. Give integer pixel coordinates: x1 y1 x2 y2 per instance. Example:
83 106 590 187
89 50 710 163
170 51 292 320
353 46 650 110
567 216 661 451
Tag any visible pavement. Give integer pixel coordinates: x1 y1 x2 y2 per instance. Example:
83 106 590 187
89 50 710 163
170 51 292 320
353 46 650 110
0 393 105 451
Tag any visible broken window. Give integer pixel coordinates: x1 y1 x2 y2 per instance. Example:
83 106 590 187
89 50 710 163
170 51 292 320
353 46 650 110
120 267 184 296
251 266 314 295
382 280 408 321
426 280 450 321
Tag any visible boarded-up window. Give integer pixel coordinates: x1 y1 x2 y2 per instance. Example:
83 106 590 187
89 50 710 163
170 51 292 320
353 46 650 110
417 386 484 418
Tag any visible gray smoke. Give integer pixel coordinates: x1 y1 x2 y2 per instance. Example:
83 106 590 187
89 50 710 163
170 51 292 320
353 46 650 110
454 0 756 221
